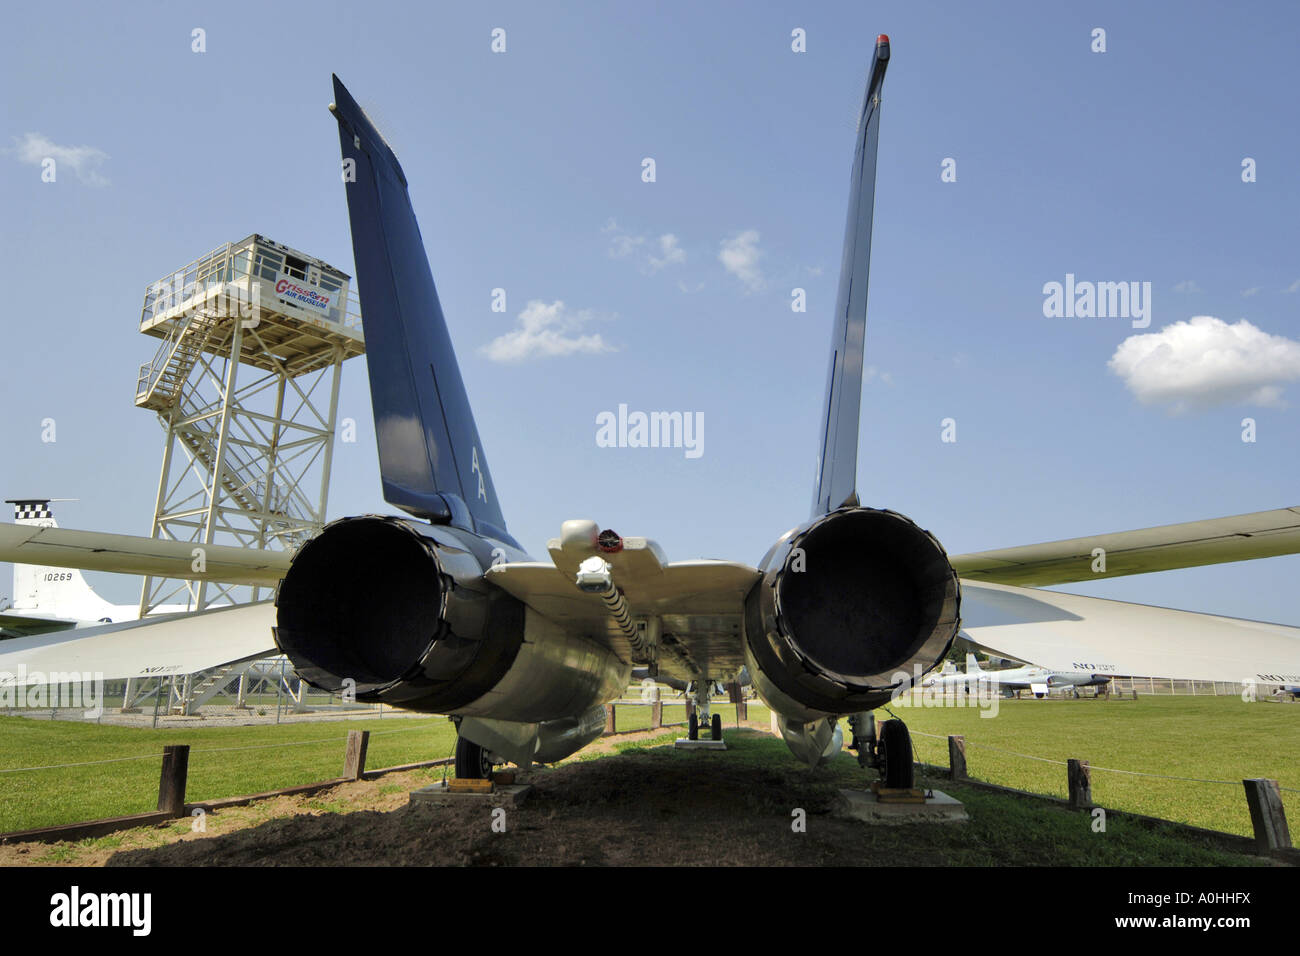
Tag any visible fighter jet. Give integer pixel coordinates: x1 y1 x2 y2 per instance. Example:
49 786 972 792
920 653 1110 699
3 37 1300 787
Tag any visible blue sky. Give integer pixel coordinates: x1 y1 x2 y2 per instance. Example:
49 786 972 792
3 0 1299 624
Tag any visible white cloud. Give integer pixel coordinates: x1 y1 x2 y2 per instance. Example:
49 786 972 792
1108 315 1300 412
648 234 686 271
8 132 109 185
604 220 684 273
1172 280 1202 294
1284 279 1300 294
480 299 616 363
719 229 764 292
864 365 894 386
608 233 644 259
1242 286 1261 297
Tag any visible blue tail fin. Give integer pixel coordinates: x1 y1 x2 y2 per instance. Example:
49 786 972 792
812 35 890 517
329 75 513 544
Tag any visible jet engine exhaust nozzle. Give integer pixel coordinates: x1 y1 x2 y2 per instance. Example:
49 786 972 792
273 515 524 711
745 507 961 714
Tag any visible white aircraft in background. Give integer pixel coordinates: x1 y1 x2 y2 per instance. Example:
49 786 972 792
921 653 1110 699
0 500 189 639
2 43 1300 784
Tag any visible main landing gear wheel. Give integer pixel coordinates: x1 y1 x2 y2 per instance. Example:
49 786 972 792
688 711 699 740
710 713 722 741
454 735 494 780
878 719 914 790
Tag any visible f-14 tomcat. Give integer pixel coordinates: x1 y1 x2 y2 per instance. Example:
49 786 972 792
4 36 1300 785
276 39 958 785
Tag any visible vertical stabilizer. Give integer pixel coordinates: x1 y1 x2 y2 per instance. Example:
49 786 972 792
812 35 890 517
5 499 117 620
328 76 514 545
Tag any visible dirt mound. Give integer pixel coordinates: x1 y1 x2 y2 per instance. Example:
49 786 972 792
104 730 911 867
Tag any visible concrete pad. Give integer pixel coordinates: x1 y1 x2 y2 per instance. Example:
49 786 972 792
673 738 727 750
833 788 968 825
408 782 533 808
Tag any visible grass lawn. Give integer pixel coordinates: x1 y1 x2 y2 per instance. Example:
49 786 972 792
1 696 1295 841
869 695 1299 838
0 715 461 832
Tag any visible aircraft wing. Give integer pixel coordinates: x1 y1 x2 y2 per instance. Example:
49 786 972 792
0 611 78 638
950 506 1300 587
0 522 291 586
961 581 1300 686
0 601 277 684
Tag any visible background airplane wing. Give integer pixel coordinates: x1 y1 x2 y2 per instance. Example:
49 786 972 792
0 522 291 586
0 601 277 684
950 506 1300 587
962 582 1300 685
0 611 78 638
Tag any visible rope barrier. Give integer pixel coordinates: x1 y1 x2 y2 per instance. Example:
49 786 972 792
910 728 1295 789
0 720 446 773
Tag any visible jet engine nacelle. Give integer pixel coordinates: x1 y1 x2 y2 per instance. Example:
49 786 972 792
275 514 629 730
743 506 961 722
274 514 528 713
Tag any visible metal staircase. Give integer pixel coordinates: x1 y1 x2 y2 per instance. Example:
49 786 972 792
135 306 224 412
169 660 257 716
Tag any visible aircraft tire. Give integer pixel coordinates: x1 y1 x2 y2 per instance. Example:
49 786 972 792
710 713 722 740
879 719 914 789
454 735 493 779
688 711 699 740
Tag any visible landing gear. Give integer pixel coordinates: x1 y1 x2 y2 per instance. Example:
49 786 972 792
847 713 877 768
454 735 495 779
687 678 723 743
876 718 914 790
852 715 915 789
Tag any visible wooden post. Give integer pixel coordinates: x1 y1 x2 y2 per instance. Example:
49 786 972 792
685 699 694 721
343 730 370 780
604 704 616 735
650 700 662 729
1067 758 1092 808
1243 778 1292 854
157 745 190 816
948 735 966 781
736 698 748 722
727 682 742 704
